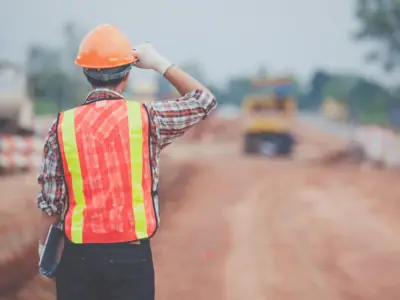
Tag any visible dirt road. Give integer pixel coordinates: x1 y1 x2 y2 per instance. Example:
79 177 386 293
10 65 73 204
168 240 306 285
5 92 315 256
1 120 400 299
154 130 400 300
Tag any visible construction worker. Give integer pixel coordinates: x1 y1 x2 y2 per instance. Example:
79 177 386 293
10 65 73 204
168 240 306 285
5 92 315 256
36 24 216 300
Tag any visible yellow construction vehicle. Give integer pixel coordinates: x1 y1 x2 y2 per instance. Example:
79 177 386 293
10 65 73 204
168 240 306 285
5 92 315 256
242 77 297 156
320 97 348 122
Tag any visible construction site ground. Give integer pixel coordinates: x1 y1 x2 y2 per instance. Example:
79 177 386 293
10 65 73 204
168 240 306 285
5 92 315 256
1 116 400 300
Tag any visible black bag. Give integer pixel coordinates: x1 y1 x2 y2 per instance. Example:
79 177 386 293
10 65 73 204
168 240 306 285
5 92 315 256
39 225 64 278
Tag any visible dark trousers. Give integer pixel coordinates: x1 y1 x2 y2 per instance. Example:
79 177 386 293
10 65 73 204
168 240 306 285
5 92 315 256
56 238 154 300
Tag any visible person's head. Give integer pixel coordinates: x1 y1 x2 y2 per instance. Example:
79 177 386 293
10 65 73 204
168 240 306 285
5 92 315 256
75 24 138 93
83 64 131 93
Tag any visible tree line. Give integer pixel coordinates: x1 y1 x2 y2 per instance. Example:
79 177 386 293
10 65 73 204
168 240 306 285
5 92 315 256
23 1 400 126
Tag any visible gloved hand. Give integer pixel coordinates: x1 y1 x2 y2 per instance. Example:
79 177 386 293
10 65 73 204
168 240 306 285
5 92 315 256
132 43 173 75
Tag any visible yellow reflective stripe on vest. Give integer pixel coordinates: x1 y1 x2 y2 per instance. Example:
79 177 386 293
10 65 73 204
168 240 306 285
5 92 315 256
61 109 85 243
126 102 148 239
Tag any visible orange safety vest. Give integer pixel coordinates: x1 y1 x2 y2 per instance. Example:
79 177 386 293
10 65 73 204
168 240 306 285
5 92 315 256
57 99 158 244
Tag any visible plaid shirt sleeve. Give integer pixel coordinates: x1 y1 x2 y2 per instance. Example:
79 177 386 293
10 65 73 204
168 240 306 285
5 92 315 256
36 118 67 216
145 89 217 148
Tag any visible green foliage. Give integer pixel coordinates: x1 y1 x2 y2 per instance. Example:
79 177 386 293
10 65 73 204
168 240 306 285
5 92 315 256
299 70 331 109
301 68 395 124
27 22 88 112
224 77 253 105
354 0 400 71
321 75 360 102
24 17 396 128
34 98 59 115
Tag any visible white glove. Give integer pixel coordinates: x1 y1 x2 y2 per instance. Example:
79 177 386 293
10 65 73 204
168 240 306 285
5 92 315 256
39 243 45 261
133 43 173 75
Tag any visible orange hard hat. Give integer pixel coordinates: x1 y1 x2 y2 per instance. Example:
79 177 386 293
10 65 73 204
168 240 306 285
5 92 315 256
75 24 138 69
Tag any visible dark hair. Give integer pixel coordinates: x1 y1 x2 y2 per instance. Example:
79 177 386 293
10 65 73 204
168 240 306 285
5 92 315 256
84 64 132 87
85 75 126 87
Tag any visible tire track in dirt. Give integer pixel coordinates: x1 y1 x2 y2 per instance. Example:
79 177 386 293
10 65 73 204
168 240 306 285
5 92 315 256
222 138 400 300
154 141 255 300
224 184 269 300
153 158 230 300
0 172 42 295
261 170 343 300
259 165 400 300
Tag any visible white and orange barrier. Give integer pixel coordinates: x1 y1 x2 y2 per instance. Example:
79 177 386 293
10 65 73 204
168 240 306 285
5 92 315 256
0 152 41 170
353 125 400 169
0 118 52 172
0 135 42 154
382 130 400 168
0 134 43 172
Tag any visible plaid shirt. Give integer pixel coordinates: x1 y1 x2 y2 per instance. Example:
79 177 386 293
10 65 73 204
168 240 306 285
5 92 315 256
36 88 216 219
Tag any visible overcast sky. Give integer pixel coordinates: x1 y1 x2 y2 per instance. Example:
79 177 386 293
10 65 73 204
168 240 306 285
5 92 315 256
1 0 398 86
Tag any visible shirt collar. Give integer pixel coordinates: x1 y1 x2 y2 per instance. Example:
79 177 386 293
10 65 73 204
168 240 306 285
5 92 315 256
84 88 125 104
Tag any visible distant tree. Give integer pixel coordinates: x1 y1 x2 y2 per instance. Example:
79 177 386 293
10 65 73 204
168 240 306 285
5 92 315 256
155 76 174 100
61 22 89 105
354 0 400 71
61 22 85 76
302 70 331 109
155 60 208 100
255 65 268 78
349 79 393 114
313 71 394 123
321 75 361 102
26 46 63 101
225 77 253 106
26 21 89 112
180 60 207 83
208 84 228 105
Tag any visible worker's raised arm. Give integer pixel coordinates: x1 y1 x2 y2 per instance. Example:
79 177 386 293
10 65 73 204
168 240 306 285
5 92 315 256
132 43 215 97
163 65 213 97
145 89 216 148
132 43 217 147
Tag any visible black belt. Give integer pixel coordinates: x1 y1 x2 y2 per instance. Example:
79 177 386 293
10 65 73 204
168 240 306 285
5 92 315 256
64 237 150 248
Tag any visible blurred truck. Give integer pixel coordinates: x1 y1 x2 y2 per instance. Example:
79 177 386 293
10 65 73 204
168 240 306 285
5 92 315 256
242 77 297 156
0 61 36 173
321 97 348 122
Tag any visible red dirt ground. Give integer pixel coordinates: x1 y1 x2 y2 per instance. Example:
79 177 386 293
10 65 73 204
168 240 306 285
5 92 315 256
1 118 400 300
